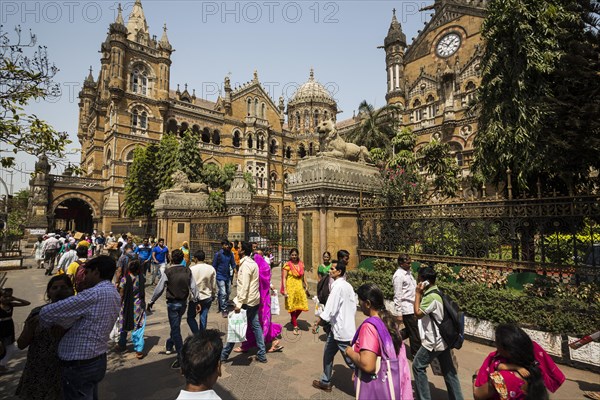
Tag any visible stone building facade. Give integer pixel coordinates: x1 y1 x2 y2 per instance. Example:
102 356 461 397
42 0 487 233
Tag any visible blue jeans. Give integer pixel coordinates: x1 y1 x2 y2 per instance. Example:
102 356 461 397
165 300 187 356
221 304 266 362
412 346 464 400
61 353 107 400
187 298 213 334
320 332 355 385
217 279 231 313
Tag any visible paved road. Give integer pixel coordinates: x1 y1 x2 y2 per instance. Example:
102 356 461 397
1 263 599 399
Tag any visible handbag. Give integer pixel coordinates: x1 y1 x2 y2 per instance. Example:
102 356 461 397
226 310 247 343
352 317 412 400
270 290 280 315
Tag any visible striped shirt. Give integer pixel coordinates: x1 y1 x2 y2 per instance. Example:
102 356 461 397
40 280 120 361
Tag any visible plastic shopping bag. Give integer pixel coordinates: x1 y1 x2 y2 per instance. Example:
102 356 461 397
226 310 247 343
313 295 325 316
109 321 120 343
270 290 280 315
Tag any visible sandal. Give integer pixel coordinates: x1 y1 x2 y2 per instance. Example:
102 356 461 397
136 352 145 359
233 347 247 353
268 345 284 353
293 327 300 335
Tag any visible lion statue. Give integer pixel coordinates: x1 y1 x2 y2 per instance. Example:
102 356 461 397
163 170 208 193
316 119 371 163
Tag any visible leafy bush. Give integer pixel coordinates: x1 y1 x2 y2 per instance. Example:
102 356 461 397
433 263 459 282
440 281 600 336
349 258 599 335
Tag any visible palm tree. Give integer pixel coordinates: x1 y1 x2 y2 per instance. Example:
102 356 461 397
346 100 402 155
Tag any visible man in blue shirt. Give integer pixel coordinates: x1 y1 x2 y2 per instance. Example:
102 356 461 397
136 237 153 275
212 239 236 318
151 238 170 285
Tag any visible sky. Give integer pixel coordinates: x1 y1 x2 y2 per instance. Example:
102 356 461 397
0 0 435 193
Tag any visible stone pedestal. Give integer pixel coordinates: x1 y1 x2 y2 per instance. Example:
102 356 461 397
288 156 381 274
154 191 209 250
25 155 51 246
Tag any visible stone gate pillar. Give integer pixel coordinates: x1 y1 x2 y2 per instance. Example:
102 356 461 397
25 155 51 244
225 167 252 242
288 156 381 274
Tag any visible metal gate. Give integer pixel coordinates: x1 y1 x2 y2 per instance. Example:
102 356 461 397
281 206 298 261
244 205 298 264
190 213 229 261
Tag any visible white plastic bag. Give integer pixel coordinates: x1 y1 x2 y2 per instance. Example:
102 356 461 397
109 321 120 343
313 295 324 316
270 290 280 315
226 310 247 343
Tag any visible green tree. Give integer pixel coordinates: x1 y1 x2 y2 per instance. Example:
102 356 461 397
378 127 459 205
177 129 203 183
346 101 401 155
0 27 70 168
124 144 159 217
201 163 237 191
474 0 578 192
539 0 600 193
156 133 180 191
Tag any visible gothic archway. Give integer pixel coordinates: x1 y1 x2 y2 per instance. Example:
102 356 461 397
53 198 94 233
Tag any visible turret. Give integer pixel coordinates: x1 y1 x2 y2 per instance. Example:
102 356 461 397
223 75 232 115
383 8 407 106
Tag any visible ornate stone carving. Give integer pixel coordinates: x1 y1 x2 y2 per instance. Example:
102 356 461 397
288 156 382 209
163 170 208 193
225 166 252 210
316 120 371 163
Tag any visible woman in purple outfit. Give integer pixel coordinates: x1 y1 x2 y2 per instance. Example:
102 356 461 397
234 249 283 353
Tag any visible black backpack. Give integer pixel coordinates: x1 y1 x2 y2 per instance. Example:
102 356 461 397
429 289 465 349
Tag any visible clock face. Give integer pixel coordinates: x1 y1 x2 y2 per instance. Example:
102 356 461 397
436 33 461 57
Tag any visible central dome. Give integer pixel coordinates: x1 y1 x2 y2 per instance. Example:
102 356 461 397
289 69 336 107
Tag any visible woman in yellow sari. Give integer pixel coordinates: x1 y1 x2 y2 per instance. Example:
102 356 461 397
282 248 309 335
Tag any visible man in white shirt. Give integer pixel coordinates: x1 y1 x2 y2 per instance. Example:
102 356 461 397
393 253 421 358
176 329 223 400
220 241 266 363
187 249 217 334
311 260 356 392
42 234 60 275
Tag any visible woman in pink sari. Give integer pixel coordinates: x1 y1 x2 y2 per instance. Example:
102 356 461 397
473 324 564 400
234 250 283 353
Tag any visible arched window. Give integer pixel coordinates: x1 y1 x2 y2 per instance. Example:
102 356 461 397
212 129 221 145
449 142 464 167
257 134 265 150
192 125 201 137
125 150 135 174
285 146 291 159
309 142 314 156
131 67 148 95
304 110 310 130
247 134 253 149
426 95 436 119
247 99 252 116
131 109 148 130
254 99 259 117
269 139 277 155
166 119 178 134
295 112 300 129
233 131 241 148
298 143 307 158
202 128 210 143
313 110 319 128
411 99 422 122
261 103 266 119
324 110 328 121
106 149 112 163
179 122 189 136
465 81 477 105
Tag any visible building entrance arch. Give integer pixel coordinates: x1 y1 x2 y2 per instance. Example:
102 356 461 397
53 198 95 233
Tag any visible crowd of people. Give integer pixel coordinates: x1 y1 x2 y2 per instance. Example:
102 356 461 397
1 235 575 399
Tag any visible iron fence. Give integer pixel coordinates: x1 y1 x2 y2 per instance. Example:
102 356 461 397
244 205 298 265
110 218 157 238
190 213 229 261
358 195 600 281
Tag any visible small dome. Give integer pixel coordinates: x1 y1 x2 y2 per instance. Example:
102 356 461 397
289 69 336 107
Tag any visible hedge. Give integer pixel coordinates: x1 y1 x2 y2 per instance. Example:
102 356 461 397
347 261 600 337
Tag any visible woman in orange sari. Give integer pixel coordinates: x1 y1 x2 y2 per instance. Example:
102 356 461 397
282 248 309 335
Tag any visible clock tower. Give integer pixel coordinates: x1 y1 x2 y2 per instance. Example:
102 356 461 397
387 0 488 196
